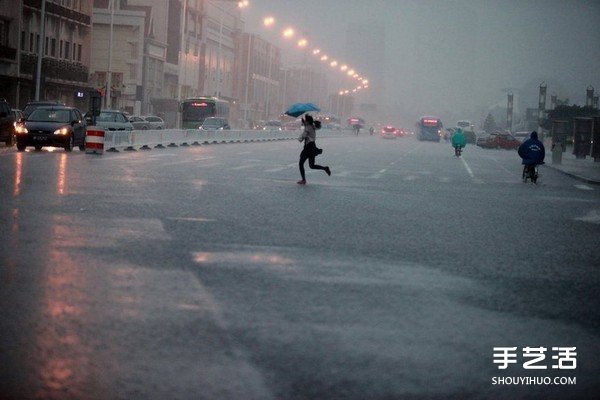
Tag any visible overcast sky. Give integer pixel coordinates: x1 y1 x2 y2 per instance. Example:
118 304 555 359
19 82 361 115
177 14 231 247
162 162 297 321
244 0 600 124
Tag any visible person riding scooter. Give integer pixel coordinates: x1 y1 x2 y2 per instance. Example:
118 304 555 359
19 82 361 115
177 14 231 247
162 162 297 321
451 128 467 157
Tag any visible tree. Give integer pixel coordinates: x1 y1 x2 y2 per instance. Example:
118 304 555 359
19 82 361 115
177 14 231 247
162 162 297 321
483 113 497 133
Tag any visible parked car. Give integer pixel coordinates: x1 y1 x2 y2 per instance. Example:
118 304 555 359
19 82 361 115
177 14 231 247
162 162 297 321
200 117 230 130
22 101 65 118
140 115 165 129
15 106 86 152
463 130 477 144
479 132 520 150
283 120 302 131
128 116 151 130
0 99 16 146
495 132 521 149
476 133 489 147
513 131 530 143
86 110 134 131
323 122 342 131
263 120 282 131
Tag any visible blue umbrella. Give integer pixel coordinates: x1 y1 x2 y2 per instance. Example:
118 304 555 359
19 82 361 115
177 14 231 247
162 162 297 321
285 102 321 118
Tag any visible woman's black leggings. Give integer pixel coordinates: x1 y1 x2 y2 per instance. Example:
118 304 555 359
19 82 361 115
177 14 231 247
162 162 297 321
299 142 326 180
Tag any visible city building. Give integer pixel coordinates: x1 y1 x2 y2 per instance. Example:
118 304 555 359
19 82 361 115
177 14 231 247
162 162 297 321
91 0 145 114
234 32 281 127
345 23 385 121
0 0 93 110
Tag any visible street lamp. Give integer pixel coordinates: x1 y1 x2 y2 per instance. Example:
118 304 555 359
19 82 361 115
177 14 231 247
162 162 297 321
283 28 295 38
263 16 275 27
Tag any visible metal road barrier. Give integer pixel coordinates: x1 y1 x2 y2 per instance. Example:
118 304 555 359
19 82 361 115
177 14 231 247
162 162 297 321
101 128 351 152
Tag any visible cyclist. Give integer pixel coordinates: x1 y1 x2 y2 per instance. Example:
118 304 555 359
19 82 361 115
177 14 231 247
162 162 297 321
518 131 545 182
451 128 467 157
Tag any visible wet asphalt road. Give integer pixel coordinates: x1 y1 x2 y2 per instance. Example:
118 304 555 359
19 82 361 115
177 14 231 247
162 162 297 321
1 134 599 399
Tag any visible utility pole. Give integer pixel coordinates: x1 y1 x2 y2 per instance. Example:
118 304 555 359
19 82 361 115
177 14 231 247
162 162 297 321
34 0 46 101
243 33 252 126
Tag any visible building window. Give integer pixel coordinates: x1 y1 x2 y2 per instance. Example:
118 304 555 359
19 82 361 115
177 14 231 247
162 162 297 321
130 42 138 59
50 38 56 57
64 40 70 59
45 37 49 55
59 40 63 58
21 31 26 51
77 44 81 62
129 63 137 80
0 21 8 47
73 43 76 61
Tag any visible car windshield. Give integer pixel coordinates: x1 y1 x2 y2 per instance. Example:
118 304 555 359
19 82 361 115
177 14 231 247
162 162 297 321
28 109 71 123
97 112 121 122
202 119 222 127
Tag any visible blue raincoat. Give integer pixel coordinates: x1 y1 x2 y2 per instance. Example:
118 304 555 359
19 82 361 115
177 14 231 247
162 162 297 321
518 131 545 165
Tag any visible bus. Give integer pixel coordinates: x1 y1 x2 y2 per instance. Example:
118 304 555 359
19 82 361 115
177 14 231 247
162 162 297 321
417 116 443 141
180 97 230 129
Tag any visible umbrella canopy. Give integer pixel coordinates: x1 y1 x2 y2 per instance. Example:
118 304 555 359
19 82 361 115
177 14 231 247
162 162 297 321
285 102 321 118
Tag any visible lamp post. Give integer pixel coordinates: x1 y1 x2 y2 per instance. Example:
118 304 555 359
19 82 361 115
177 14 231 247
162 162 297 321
538 82 547 139
105 0 115 109
264 43 273 120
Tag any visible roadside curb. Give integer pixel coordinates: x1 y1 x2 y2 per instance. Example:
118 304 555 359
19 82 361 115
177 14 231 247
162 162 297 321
544 164 600 185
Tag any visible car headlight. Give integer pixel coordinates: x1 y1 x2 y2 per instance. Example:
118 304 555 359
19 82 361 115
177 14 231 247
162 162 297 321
15 124 28 134
53 127 69 135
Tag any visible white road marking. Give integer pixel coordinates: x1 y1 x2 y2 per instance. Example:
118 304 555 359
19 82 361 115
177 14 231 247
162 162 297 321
460 157 475 179
231 164 256 170
439 177 451 183
265 162 296 172
168 217 216 222
575 184 594 191
575 210 600 224
379 168 387 173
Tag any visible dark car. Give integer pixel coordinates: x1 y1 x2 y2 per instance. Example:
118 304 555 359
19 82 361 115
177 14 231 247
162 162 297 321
0 99 16 146
22 101 65 118
15 106 86 152
200 117 230 130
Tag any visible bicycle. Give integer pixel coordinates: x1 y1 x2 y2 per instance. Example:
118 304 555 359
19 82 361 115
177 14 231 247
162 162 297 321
454 146 462 157
522 164 539 184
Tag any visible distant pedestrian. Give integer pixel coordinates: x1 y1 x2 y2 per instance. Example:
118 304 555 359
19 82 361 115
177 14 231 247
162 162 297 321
297 114 330 184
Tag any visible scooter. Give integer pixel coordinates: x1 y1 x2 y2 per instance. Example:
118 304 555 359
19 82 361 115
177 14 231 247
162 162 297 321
454 146 462 157
522 164 539 183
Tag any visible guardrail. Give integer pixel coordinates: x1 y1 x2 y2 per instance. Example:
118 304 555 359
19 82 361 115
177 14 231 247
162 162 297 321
101 128 350 152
